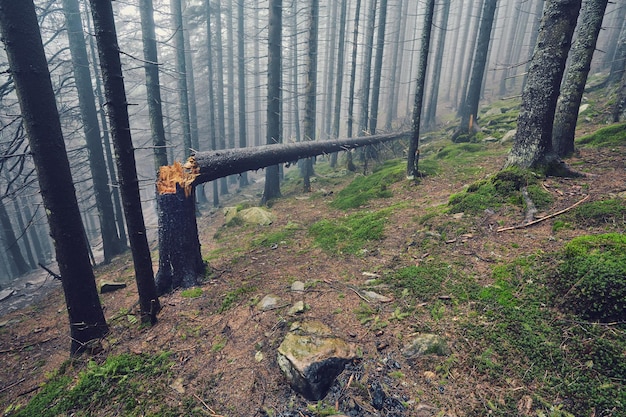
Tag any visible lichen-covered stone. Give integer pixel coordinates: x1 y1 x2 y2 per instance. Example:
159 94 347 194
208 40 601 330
402 333 450 358
277 320 356 401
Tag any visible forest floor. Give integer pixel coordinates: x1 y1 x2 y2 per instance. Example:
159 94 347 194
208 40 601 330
0 99 625 416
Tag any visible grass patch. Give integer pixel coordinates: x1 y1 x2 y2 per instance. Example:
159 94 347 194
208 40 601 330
576 122 626 147
12 353 176 417
330 159 404 209
250 224 299 248
563 198 626 227
309 208 391 254
551 233 626 322
462 255 626 416
181 287 203 298
218 285 256 313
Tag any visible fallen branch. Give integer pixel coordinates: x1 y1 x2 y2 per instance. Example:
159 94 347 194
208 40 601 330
193 393 224 417
0 337 55 354
497 194 590 232
0 378 26 393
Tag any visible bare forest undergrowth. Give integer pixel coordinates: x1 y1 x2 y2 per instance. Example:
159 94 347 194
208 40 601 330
1 116 625 416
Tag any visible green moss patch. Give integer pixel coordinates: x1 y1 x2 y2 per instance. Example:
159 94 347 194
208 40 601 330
309 209 391 254
551 233 626 322
563 198 626 227
330 160 404 210
576 122 626 147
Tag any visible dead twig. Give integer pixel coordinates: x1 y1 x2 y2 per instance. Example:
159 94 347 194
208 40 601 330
497 194 590 232
0 378 25 393
193 393 224 417
0 337 55 354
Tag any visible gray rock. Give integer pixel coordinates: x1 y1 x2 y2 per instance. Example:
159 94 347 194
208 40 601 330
402 333 450 358
277 320 356 401
291 281 305 292
288 300 305 316
0 289 15 302
501 129 517 143
362 291 393 303
258 294 280 311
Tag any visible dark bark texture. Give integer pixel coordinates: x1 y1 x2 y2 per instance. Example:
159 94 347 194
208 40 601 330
262 0 282 204
301 0 319 192
89 0 160 323
0 198 30 275
407 0 435 179
192 131 410 185
552 0 609 157
63 0 124 263
0 0 108 354
506 0 582 172
612 21 626 122
155 187 205 295
139 0 169 170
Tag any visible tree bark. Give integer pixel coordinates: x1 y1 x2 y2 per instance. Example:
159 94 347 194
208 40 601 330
613 22 626 122
506 0 583 173
139 0 169 170
206 0 219 207
552 0 609 157
459 0 498 134
407 0 435 179
0 198 30 275
62 0 124 263
237 0 249 188
301 0 319 192
424 0 451 130
89 0 161 324
369 0 388 135
330 0 349 167
358 0 377 137
214 0 229 195
261 0 283 204
171 0 193 159
0 0 108 354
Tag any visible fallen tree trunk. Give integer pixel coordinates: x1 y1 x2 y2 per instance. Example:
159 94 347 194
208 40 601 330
156 131 409 294
189 131 411 185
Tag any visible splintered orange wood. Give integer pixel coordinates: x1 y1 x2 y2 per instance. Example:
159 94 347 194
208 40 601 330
156 159 200 197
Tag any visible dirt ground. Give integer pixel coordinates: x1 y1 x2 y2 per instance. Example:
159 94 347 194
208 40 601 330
0 143 624 416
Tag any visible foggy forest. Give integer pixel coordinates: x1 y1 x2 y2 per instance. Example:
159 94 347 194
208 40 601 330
0 0 625 415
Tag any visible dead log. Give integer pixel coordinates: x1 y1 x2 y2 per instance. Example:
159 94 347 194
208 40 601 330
154 162 205 295
189 131 411 185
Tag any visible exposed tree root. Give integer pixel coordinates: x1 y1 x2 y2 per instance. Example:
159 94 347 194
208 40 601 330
521 187 538 224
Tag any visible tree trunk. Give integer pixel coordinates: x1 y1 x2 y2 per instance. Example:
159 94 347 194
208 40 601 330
459 0 498 134
155 164 205 294
84 8 127 246
522 0 546 90
424 0 451 130
205 0 219 207
322 0 338 141
89 0 161 324
0 198 30 276
506 0 583 173
139 0 169 170
369 0 388 135
62 0 124 263
454 0 480 109
330 0 349 167
552 0 609 157
601 3 625 72
346 0 362 171
290 0 301 144
613 22 626 122
0 0 108 354
301 0 319 192
237 0 249 188
261 0 283 204
214 0 229 195
11 197 36 269
407 0 435 179
171 0 193 159
608 14 626 85
358 0 377 137
192 131 410 185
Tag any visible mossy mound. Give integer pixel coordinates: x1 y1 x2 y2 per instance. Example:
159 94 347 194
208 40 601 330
448 167 551 214
563 198 626 227
576 122 626 148
552 233 626 323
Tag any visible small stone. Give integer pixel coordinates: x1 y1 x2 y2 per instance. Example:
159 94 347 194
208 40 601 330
376 341 389 351
501 129 517 143
452 212 464 219
403 333 450 358
363 291 392 303
169 377 185 394
255 351 264 362
258 294 280 311
288 301 305 316
291 281 305 292
370 381 386 410
100 282 127 294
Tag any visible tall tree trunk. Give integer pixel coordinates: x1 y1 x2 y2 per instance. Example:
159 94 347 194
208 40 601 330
62 0 124 263
0 0 108 354
407 0 435 179
261 0 283 204
601 4 626 72
322 0 338 141
0 198 30 275
612 22 626 122
301 0 319 192
330 0 349 167
253 0 262 147
139 0 169 170
368 0 388 135
84 8 127 246
21 196 45 265
347 0 362 139
424 0 451 129
523 0 545 90
608 16 626 85
170 0 193 159
443 0 461 102
552 0 609 157
454 0 480 109
205 0 219 207
291 0 301 144
11 197 36 269
506 0 583 173
386 0 406 128
458 0 498 135
237 0 249 187
214 0 229 195
89 0 161 324
358 0 377 137
226 0 237 185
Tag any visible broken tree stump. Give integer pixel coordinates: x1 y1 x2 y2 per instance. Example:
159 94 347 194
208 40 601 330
154 162 205 295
